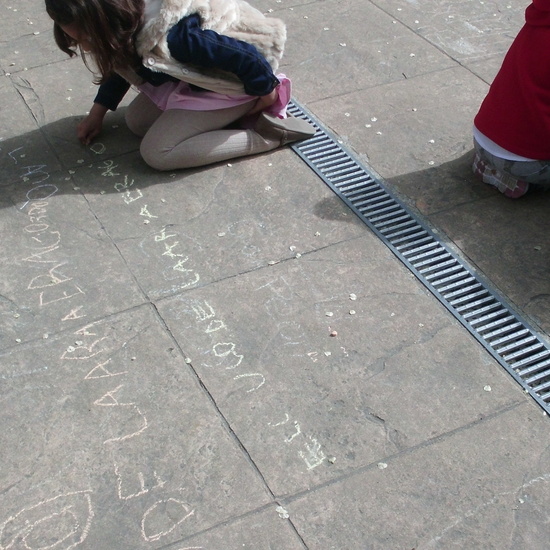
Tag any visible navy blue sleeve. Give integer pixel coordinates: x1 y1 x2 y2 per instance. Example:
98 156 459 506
94 73 131 111
166 14 280 96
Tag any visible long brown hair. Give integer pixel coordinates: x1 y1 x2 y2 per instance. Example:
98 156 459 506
45 0 144 84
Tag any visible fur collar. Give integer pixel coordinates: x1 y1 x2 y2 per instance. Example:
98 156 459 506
137 0 286 70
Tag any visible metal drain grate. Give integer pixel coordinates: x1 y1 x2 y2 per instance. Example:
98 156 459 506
288 99 550 416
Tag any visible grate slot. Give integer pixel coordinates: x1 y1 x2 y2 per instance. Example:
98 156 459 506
500 336 542 364
434 275 477 295
527 370 550 387
398 240 437 257
411 252 454 271
432 272 481 290
353 191 392 205
355 197 395 212
481 319 522 336
441 283 484 302
322 162 360 178
342 180 378 195
298 137 331 152
446 290 491 311
392 230 431 248
380 220 420 238
408 248 450 267
489 329 532 349
306 144 341 158
400 239 439 257
340 187 378 201
317 155 355 170
337 177 376 191
532 379 550 394
426 265 468 284
331 171 370 184
460 300 502 319
368 206 405 223
474 315 517 334
465 307 509 326
371 213 413 230
500 336 540 359
513 351 550 372
517 360 550 379
290 99 550 416
419 258 460 277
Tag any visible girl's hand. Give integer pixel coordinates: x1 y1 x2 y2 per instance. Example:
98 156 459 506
77 103 108 145
248 89 279 115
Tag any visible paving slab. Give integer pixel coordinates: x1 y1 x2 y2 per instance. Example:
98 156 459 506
287 402 550 550
0 78 62 186
430 193 550 334
273 0 456 103
309 65 488 180
2 0 550 548
1 2 53 42
385 151 492 216
166 507 307 549
72 149 364 298
0 305 272 549
157 237 524 496
0 31 65 74
467 54 508 84
9 63 140 170
373 0 524 65
0 171 144 349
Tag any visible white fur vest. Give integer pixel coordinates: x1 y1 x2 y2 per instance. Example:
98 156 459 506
120 0 286 95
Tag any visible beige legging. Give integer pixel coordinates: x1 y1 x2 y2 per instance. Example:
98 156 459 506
125 92 279 170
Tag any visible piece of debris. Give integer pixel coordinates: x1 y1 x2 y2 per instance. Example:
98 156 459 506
276 505 289 519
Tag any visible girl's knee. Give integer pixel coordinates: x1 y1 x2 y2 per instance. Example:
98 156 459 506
126 107 151 138
139 140 193 171
139 140 166 171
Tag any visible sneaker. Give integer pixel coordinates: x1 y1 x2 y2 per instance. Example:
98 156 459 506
472 152 530 198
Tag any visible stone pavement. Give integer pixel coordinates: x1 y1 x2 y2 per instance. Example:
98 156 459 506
1 0 549 548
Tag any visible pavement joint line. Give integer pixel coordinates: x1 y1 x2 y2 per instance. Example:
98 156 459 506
276 399 526 506
367 0 491 77
0 301 152 355
149 238 362 304
155 501 308 550
148 300 279 499
288 97 550 417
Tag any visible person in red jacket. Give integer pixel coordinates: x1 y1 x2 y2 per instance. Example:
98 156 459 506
473 0 550 198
